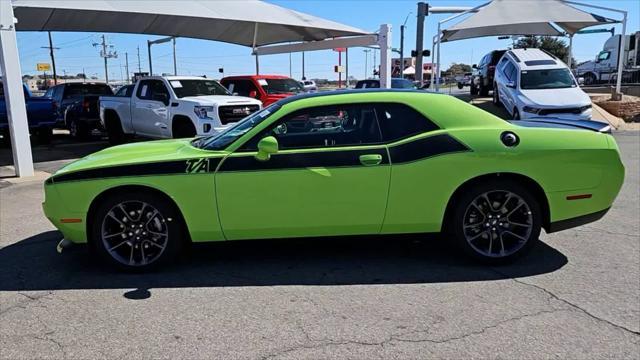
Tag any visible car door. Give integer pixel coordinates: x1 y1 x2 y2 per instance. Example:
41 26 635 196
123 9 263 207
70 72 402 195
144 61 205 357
215 103 391 240
132 80 170 137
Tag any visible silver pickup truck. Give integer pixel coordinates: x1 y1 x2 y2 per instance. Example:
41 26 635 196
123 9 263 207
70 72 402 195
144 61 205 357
99 76 262 144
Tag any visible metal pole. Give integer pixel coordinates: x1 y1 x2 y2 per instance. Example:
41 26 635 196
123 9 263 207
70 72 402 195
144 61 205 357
615 12 627 96
125 52 129 83
436 22 441 91
302 51 306 79
399 25 405 78
137 46 142 73
172 37 177 75
373 49 377 78
415 2 427 86
567 35 573 68
363 49 369 78
47 31 58 85
289 52 292 78
431 35 436 87
255 54 259 75
102 35 109 84
338 51 342 88
346 48 349 87
147 40 152 75
378 24 392 89
0 0 34 177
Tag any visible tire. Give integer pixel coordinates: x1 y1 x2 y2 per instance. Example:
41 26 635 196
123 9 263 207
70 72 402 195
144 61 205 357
513 108 521 120
91 191 184 271
583 73 597 86
172 120 196 139
105 115 126 145
470 83 478 96
68 114 90 140
479 79 489 96
457 83 464 90
492 84 501 107
447 179 542 264
36 127 53 145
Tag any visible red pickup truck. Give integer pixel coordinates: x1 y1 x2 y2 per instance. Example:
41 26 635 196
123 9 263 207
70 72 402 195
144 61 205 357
220 75 304 107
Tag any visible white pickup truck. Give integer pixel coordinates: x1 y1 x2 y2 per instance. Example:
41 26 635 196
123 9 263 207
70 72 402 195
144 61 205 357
99 76 262 143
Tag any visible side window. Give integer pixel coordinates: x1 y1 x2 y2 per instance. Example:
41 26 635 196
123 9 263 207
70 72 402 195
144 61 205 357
228 80 256 97
136 80 152 99
44 88 53 97
53 86 64 101
241 103 382 151
503 62 516 81
150 80 169 99
498 57 509 71
376 103 438 143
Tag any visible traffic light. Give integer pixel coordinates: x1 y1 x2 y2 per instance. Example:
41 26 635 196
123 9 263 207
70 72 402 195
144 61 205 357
411 50 431 57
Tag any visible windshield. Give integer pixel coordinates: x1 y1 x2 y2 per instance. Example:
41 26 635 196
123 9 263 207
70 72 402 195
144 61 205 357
391 79 416 89
170 79 230 98
520 68 576 90
193 103 281 150
260 78 304 94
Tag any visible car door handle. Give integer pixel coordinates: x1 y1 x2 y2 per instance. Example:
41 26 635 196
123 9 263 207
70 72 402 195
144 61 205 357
359 154 383 166
154 122 168 129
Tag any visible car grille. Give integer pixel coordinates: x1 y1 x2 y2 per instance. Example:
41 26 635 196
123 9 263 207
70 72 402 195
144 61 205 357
538 107 583 116
218 105 260 124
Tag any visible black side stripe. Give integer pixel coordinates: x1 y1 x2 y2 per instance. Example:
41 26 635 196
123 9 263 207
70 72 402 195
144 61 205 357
388 134 470 164
219 148 389 172
51 158 222 183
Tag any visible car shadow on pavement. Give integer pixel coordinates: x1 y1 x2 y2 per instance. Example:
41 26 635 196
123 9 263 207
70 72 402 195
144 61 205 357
0 231 567 298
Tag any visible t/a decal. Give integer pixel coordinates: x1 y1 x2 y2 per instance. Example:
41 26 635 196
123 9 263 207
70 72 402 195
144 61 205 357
185 158 210 173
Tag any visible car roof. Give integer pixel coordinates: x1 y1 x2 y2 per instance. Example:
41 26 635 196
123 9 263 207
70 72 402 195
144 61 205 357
506 48 565 70
275 88 442 106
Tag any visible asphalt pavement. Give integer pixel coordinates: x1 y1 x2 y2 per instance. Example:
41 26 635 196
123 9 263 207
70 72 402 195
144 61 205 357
0 131 638 359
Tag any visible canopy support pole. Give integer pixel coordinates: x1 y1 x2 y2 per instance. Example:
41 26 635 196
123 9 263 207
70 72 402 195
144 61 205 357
0 0 34 177
435 22 441 91
252 23 259 75
567 34 573 68
378 24 392 89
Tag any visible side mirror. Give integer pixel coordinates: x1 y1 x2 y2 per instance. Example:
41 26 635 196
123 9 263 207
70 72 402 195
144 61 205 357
472 64 478 69
255 136 278 161
506 81 516 89
578 77 585 85
249 90 258 98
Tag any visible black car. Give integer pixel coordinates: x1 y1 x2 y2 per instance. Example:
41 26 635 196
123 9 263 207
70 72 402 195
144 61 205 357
470 50 506 96
44 82 113 139
355 78 416 89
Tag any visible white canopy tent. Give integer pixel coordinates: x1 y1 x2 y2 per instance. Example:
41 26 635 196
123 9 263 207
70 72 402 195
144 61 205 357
1 0 391 177
433 0 625 92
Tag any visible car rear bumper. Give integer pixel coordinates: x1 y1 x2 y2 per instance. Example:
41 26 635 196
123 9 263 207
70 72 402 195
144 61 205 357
547 207 610 233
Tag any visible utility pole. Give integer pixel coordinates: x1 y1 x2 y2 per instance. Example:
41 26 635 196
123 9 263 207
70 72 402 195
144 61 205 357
125 52 130 83
93 34 117 84
363 49 371 79
415 2 428 87
41 31 59 85
399 12 412 79
136 46 142 73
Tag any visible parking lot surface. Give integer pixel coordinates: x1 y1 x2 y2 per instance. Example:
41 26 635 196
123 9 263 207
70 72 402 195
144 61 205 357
1 132 638 359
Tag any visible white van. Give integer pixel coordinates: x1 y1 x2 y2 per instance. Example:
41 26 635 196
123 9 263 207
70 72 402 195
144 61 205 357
493 48 592 120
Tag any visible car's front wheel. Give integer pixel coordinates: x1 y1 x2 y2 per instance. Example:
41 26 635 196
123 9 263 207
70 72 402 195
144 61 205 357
492 84 501 107
448 179 541 264
91 191 184 271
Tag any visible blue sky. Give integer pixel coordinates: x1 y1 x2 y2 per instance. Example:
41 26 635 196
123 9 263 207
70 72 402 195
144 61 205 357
14 0 640 81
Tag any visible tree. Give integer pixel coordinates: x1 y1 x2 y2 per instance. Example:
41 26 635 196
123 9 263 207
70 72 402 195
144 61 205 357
445 63 472 76
514 36 576 66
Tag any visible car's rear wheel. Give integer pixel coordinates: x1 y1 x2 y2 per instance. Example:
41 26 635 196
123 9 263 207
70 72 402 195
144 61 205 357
479 80 489 96
470 83 478 95
36 127 53 145
68 115 90 140
91 192 183 271
448 179 541 264
492 84 501 107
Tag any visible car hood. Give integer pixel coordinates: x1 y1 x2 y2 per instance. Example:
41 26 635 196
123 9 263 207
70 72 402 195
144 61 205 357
519 87 590 107
180 95 261 106
53 139 226 177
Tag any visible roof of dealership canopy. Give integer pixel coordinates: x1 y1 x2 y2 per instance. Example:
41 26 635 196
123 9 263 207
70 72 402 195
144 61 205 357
11 0 368 47
440 0 618 42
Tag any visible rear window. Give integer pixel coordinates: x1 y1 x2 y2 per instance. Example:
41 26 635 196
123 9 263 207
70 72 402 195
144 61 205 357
355 80 380 89
64 84 113 97
524 60 557 66
491 50 507 63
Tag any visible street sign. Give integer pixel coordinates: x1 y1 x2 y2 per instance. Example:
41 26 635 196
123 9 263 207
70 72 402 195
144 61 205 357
36 63 51 71
333 48 346 52
334 65 344 73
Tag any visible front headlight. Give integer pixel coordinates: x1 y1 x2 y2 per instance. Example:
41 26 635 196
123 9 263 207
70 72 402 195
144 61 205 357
580 104 592 112
522 106 541 114
194 106 214 119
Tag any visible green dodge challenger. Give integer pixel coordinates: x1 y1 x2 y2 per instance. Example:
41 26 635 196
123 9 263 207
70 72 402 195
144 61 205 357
43 90 624 270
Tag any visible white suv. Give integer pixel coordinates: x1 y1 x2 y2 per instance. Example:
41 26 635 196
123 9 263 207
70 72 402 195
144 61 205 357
493 48 592 120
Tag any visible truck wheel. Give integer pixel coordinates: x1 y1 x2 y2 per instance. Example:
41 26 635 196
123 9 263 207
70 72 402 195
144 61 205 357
447 179 542 264
479 81 489 96
457 83 464 89
68 116 90 140
106 116 126 145
584 73 597 86
470 83 478 96
36 127 53 145
173 120 196 139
